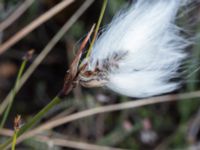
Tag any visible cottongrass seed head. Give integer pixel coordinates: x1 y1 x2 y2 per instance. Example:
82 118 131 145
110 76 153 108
79 0 190 98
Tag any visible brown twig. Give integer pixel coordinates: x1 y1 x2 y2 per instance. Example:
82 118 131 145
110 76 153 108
0 129 125 150
0 0 35 32
0 0 75 54
36 135 126 150
9 90 200 147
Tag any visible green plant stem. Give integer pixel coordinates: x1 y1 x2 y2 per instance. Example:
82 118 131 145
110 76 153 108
19 96 61 135
0 96 62 150
0 60 27 129
86 0 107 58
11 130 18 150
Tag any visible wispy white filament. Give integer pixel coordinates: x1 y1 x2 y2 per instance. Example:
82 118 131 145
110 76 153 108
87 0 189 97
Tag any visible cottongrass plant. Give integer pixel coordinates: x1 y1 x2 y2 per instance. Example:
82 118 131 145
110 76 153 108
0 0 192 149
79 0 190 97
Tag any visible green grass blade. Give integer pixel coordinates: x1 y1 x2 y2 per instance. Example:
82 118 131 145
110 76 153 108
0 96 61 149
0 60 27 129
86 0 108 58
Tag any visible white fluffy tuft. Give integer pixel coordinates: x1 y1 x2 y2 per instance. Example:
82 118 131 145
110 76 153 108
87 0 189 97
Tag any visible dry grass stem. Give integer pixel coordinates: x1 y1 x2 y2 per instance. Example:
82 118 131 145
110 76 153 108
0 0 35 32
0 0 75 54
49 107 76 121
10 90 200 147
0 0 94 115
0 128 13 136
0 129 125 150
36 135 126 150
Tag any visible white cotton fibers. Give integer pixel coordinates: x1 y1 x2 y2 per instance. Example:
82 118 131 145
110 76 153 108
80 0 190 98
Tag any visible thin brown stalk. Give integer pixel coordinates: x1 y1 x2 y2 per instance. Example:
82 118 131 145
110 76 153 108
0 0 35 31
0 0 94 115
0 128 13 136
49 106 76 121
11 90 200 147
36 135 126 150
0 129 126 150
0 0 75 54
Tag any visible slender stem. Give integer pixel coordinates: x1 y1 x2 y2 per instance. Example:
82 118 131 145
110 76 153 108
86 0 107 58
18 96 61 135
0 0 35 31
0 96 62 150
0 60 27 129
11 130 18 150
